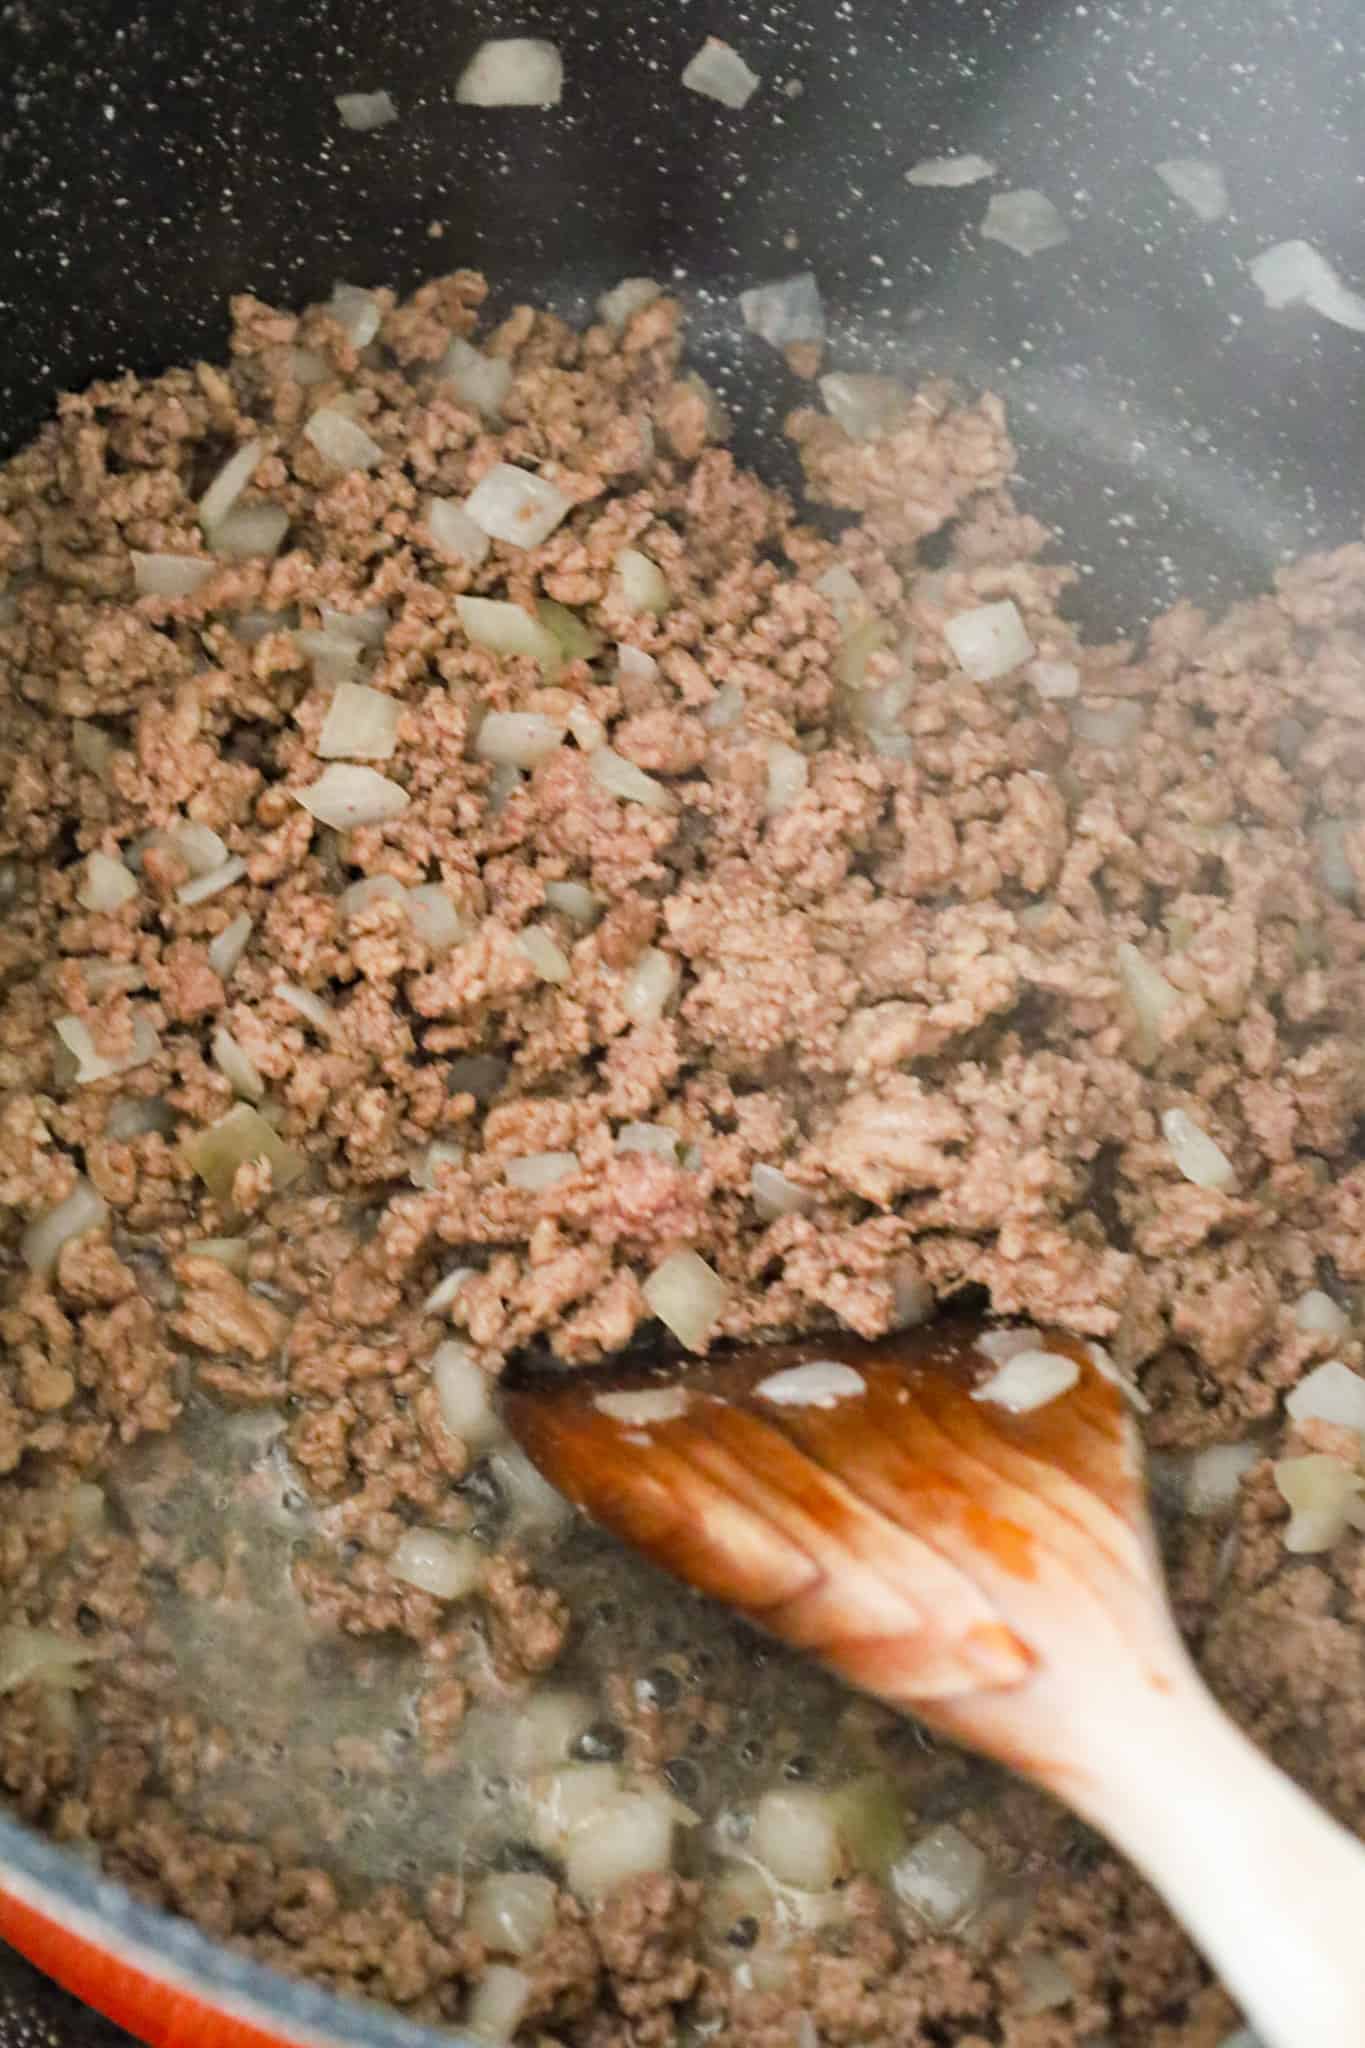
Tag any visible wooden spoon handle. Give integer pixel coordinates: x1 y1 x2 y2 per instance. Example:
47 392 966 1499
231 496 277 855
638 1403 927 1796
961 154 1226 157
1069 1658 1365 2048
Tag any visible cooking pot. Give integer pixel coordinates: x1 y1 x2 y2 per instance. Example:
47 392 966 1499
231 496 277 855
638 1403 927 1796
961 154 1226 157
1 0 1364 2042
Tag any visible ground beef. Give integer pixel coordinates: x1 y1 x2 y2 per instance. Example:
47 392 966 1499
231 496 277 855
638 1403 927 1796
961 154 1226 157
2 269 1364 2047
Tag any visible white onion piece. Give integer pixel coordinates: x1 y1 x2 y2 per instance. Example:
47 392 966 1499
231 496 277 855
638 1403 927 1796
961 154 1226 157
328 282 382 348
321 604 388 648
294 628 363 683
432 1341 504 1451
295 764 409 830
208 913 253 979
1116 941 1179 1064
304 407 384 472
980 189 1069 256
891 1263 933 1329
1016 1952 1074 2016
456 37 562 107
1294 1290 1349 1341
105 1095 173 1140
71 722 114 777
814 564 867 630
274 981 336 1036
210 502 290 560
178 856 247 906
750 1162 814 1220
505 1150 579 1191
643 1249 727 1350
457 595 562 669
183 1237 251 1277
407 884 468 954
565 1793 675 1902
464 464 571 548
132 552 212 599
906 153 996 187
1030 658 1080 700
54 1013 160 1085
428 497 492 566
753 1788 842 1891
467 1875 557 1959
594 1386 689 1425
944 600 1034 681
611 546 671 615
388 1529 482 1600
890 1824 989 1929
740 271 825 348
616 1122 678 1161
621 947 678 1026
1185 1442 1259 1517
491 1446 571 1534
1070 700 1145 747
21 1178 109 1276
1155 158 1229 223
1274 1454 1362 1553
170 822 228 876
529 1764 623 1853
339 875 406 917
1250 239 1365 333
423 1265 475 1315
566 705 605 752
517 925 571 984
410 1142 463 1191
974 1349 1079 1414
335 90 397 130
977 1326 1046 1367
465 1966 533 2045
1161 1107 1236 1192
597 277 662 329
703 682 746 731
509 1691 596 1774
0 1626 95 1696
488 764 524 813
818 373 908 440
318 681 401 762
756 1361 866 1410
763 739 809 817
1286 1360 1365 1433
77 851 138 912
543 880 600 925
475 712 567 769
198 438 263 530
1315 819 1356 901
616 643 659 685
212 1025 266 1102
437 337 514 419
682 37 759 109
591 747 675 811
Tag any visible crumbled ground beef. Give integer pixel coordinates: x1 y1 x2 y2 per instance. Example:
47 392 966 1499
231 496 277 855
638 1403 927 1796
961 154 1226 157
2 270 1364 2046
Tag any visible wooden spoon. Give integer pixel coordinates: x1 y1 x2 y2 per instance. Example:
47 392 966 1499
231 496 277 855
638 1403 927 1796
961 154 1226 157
502 1317 1365 2048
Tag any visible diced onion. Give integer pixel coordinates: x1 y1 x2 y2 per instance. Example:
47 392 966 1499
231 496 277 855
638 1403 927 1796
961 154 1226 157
198 438 263 531
1294 1290 1350 1342
318 681 401 761
611 547 671 615
944 600 1034 682
490 1447 571 1535
321 604 389 648
489 764 524 813
178 856 246 906
132 552 212 599
1185 1442 1259 1517
1315 819 1356 902
740 271 825 348
764 739 809 817
208 913 253 979
407 883 468 954
594 1386 689 1424
591 747 675 811
505 1150 579 1191
476 712 566 769
295 628 363 683
567 705 605 752
891 1263 933 1329
183 1237 250 1277
1286 1360 1365 1433
818 373 908 440
468 1875 558 1959
565 1792 675 1902
752 1788 842 1891
1070 700 1145 748
328 282 382 347
304 407 384 472
508 1691 597 1774
1016 1952 1074 2016
210 503 290 560
0 1626 95 1696
814 564 868 631
980 189 1069 256
616 1122 678 1160
622 947 678 1025
1250 239 1365 333
529 1763 623 1853
77 850 138 912
168 822 227 876
1155 158 1229 223
517 925 571 984
455 37 563 107
1116 941 1179 1065
186 1103 307 1205
71 722 114 777
616 643 659 685
428 497 492 566
295 763 410 830
466 1966 534 2045
534 599 601 663
54 1013 160 1085
335 90 397 130
906 153 996 187
1273 1454 1362 1553
973 1349 1079 1414
457 595 562 669
20 1178 109 1276
1030 658 1081 700
437 337 514 419
838 617 891 691
750 1163 814 1220
643 1249 727 1350
339 875 407 917
597 278 662 329
544 880 601 925
212 1025 266 1102
274 981 336 1036
432 1341 504 1451
423 1264 475 1315
410 1142 466 1190
890 1824 989 1929
976 1327 1045 1367
703 682 746 730
682 37 759 109
1161 1107 1236 1191
105 1095 174 1140
464 464 572 548
388 1529 482 1600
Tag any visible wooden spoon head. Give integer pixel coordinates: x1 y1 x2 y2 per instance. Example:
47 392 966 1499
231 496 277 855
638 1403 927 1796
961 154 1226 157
501 1320 1177 1788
